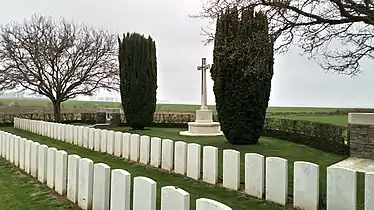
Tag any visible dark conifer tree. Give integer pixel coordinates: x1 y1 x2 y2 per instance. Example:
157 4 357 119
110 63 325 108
118 32 157 130
211 8 274 144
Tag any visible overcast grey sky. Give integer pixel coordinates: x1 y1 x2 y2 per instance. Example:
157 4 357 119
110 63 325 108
1 0 373 108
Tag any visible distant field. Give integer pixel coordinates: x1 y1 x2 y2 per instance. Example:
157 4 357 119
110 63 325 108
0 98 352 112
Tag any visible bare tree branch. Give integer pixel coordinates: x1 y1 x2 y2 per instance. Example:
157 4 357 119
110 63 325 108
0 14 119 121
195 0 374 75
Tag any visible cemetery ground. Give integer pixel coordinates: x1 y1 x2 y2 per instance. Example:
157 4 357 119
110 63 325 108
1 127 287 210
1 125 367 209
0 158 78 209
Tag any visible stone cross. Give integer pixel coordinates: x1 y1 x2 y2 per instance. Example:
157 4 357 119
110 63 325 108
197 58 210 110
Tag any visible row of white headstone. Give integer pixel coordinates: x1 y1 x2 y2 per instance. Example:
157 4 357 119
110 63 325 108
0 129 232 210
13 117 373 210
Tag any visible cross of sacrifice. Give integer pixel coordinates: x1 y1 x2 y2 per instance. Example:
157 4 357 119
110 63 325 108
197 58 211 110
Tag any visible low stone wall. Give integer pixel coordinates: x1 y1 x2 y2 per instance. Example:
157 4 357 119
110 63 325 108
348 113 374 159
14 117 372 210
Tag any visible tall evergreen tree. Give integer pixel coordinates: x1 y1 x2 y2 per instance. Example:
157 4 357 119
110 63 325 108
211 7 274 144
118 32 157 130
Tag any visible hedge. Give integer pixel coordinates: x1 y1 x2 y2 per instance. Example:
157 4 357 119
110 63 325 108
4 112 348 156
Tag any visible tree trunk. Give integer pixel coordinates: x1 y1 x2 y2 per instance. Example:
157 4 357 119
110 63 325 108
53 102 61 122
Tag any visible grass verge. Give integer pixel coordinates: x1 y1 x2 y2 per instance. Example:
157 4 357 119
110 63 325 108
1 127 289 210
0 158 78 210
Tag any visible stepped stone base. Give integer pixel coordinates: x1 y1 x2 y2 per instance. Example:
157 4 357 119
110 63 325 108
179 109 223 137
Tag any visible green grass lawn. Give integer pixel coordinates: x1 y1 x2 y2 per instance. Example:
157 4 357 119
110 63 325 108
1 127 288 210
0 158 78 210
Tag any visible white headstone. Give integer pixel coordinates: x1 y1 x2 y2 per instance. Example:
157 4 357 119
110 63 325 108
114 131 123 157
67 154 81 203
93 163 111 210
30 141 40 178
223 149 240 190
133 177 157 210
203 146 218 185
293 161 319 210
47 147 57 189
106 130 115 155
5 135 9 161
24 140 32 173
196 198 232 210
14 136 20 167
187 143 201 180
130 134 140 162
9 135 14 164
100 129 108 153
110 169 131 210
94 128 101 152
88 128 95 150
265 157 288 205
161 186 190 210
122 133 131 159
244 153 264 198
140 135 150 164
78 158 94 210
174 141 187 175
150 137 162 168
55 150 68 195
365 172 374 210
19 138 26 170
82 127 89 148
74 126 79 145
327 166 356 210
162 139 174 171
37 144 48 183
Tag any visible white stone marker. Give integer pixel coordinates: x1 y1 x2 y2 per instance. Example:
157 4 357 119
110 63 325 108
150 137 162 168
24 140 32 173
110 169 131 210
162 139 174 171
19 138 26 170
88 128 95 150
130 134 140 162
5 135 9 161
244 153 264 198
106 130 115 155
293 161 319 210
68 125 74 143
55 150 68 195
327 166 356 210
161 186 190 210
67 154 81 203
114 131 123 157
196 198 232 210
366 172 374 210
93 163 111 210
203 146 218 185
78 126 84 147
174 141 187 175
187 143 201 180
47 147 57 189
74 126 79 145
30 142 40 178
82 127 89 148
266 157 288 205
38 145 48 183
78 158 94 210
14 137 20 167
140 135 150 164
9 135 14 164
94 129 101 152
122 133 131 159
133 177 157 210
100 129 108 153
223 149 240 190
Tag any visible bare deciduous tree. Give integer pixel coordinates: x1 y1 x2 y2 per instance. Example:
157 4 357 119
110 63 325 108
197 0 374 75
0 14 119 122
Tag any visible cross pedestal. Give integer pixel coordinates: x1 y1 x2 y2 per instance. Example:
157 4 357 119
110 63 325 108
179 58 223 137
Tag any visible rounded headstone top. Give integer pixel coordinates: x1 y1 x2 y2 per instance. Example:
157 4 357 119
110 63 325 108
348 113 374 125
